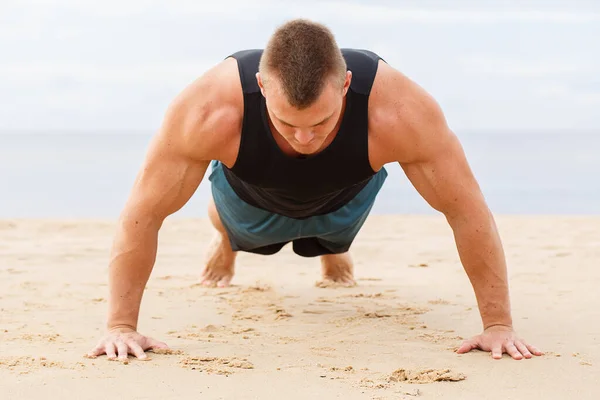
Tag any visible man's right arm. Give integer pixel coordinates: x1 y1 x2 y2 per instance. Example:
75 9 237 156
86 58 242 361
86 98 212 360
86 74 237 362
89 97 214 363
106 104 210 333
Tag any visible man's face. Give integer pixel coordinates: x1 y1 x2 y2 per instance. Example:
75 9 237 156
258 72 351 155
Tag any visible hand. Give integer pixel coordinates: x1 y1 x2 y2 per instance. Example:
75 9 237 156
456 325 543 360
86 326 169 362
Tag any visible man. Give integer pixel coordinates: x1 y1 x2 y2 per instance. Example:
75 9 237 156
87 19 542 363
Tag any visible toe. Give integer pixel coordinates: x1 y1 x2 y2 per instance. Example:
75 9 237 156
217 276 232 288
201 278 216 287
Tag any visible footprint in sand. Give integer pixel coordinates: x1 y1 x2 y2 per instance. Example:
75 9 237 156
1 356 86 373
315 280 356 288
180 356 254 375
388 368 466 383
5 268 25 275
428 299 452 305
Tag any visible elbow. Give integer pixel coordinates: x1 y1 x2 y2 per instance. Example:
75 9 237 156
117 208 163 235
443 202 494 231
439 193 492 227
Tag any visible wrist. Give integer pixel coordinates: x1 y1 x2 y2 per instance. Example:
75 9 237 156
106 311 138 333
484 323 513 331
107 323 137 333
480 304 513 331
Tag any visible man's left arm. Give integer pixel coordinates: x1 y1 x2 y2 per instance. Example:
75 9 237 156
394 91 542 360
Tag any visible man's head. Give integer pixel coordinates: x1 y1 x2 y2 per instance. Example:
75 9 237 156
256 19 352 155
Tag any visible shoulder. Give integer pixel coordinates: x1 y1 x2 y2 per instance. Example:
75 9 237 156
158 57 244 163
368 60 455 168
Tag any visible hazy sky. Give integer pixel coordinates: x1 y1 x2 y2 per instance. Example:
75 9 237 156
1 0 599 132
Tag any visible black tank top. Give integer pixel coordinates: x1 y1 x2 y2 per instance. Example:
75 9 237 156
222 48 383 219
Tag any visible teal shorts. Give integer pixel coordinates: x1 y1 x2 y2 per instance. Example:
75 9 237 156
208 160 387 257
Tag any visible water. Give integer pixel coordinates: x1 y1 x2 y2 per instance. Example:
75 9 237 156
0 131 598 218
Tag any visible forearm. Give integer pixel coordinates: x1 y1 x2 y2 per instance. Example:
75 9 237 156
106 215 161 331
447 209 513 330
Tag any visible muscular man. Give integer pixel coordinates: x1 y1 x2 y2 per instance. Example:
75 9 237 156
87 19 542 362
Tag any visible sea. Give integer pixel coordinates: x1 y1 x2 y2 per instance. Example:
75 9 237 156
0 131 598 218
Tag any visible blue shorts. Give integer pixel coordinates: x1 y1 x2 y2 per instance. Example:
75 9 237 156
208 160 387 257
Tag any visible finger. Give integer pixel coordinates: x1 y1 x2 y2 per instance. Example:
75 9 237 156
105 342 117 360
148 339 170 351
127 340 149 360
524 342 544 356
86 343 105 358
515 341 533 359
505 342 523 360
116 340 129 361
491 344 503 360
456 339 478 354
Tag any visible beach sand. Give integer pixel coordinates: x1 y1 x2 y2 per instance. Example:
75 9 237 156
1 215 599 399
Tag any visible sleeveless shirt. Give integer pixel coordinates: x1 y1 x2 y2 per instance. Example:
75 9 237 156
222 48 383 219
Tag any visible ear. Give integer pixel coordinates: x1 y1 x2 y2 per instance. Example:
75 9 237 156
256 72 266 97
342 70 352 95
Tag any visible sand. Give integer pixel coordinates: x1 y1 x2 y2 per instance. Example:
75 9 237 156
1 215 599 399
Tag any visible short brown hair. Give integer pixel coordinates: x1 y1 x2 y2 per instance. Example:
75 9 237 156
259 19 347 109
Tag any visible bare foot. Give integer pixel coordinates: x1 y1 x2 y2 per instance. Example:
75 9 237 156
316 252 356 288
201 233 237 287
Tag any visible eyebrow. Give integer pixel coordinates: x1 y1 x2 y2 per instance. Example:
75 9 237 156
276 112 334 128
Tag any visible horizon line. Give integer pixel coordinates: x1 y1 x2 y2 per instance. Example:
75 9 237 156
0 128 599 135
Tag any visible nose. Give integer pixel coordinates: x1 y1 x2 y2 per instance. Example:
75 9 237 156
294 130 314 145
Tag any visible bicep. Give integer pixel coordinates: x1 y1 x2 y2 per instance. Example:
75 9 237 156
400 132 486 219
121 128 209 223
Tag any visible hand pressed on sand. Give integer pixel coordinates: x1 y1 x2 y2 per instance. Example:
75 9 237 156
86 327 169 362
456 325 543 360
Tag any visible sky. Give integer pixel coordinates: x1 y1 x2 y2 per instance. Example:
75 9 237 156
1 0 599 133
